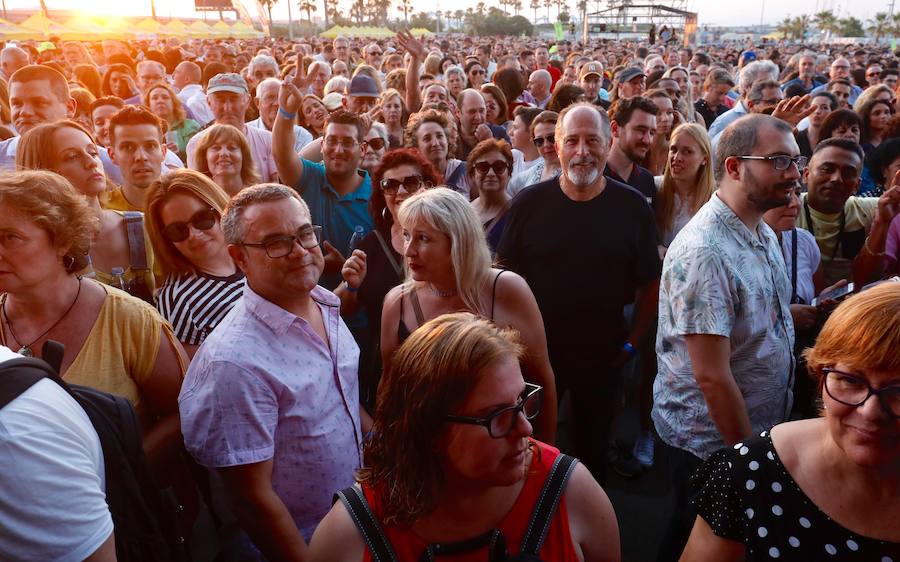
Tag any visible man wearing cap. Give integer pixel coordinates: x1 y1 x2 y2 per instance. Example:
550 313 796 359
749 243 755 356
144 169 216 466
580 61 611 110
185 73 278 182
613 67 647 101
343 75 379 115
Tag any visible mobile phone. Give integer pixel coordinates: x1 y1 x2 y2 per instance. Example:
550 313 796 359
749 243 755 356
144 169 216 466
812 282 854 307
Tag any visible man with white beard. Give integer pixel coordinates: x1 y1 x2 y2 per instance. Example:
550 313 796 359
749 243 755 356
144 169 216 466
497 103 661 483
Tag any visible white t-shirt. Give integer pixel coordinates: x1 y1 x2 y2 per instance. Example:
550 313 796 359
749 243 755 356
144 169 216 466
0 351 113 562
779 227 820 305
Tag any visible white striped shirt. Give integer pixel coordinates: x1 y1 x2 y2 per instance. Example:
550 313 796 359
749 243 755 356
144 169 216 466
156 271 245 345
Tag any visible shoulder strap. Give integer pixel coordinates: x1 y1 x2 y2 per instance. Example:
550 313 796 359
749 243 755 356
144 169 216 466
123 211 149 270
790 228 799 304
0 358 55 409
373 229 404 278
334 486 399 562
520 453 579 556
409 288 425 326
490 269 506 321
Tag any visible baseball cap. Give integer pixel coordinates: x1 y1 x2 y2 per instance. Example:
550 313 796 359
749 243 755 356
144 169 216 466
207 73 249 95
741 51 757 64
579 61 604 81
615 67 646 83
322 92 344 112
347 74 379 98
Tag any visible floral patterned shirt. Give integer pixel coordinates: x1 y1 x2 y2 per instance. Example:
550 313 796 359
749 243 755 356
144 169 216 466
653 193 795 460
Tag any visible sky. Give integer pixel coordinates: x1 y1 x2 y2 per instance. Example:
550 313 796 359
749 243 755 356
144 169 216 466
14 0 897 28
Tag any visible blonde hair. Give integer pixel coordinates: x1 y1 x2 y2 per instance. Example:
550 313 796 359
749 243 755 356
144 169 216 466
192 124 261 188
143 82 187 124
145 169 232 277
405 108 459 161
16 120 96 172
397 188 492 315
657 123 714 237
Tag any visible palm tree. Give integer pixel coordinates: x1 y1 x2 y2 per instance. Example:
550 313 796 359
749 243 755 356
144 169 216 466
867 12 891 42
530 0 540 22
814 10 840 38
554 0 566 20
476 2 486 16
259 0 277 36
543 0 552 23
351 0 365 23
299 0 317 23
791 14 810 40
399 0 412 22
776 16 793 40
512 0 522 16
453 9 464 28
325 0 341 26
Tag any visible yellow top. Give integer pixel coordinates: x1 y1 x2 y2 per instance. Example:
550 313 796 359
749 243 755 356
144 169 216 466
62 282 185 417
101 185 141 213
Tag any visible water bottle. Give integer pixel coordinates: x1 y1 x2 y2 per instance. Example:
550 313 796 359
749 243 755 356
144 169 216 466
110 267 127 291
349 225 365 253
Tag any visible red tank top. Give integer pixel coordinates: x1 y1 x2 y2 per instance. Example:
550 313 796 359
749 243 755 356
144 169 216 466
361 439 580 562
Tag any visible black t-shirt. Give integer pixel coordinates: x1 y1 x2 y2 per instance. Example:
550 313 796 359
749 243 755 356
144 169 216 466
604 163 656 204
694 99 728 131
496 177 661 362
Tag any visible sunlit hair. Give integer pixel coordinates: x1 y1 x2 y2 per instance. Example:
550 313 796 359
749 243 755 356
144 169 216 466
378 88 409 129
547 83 585 114
16 120 99 179
397 188 492 315
480 83 509 126
101 63 134 97
192 124 261 189
108 104 164 145
0 170 99 274
357 312 525 525
63 42 97 66
855 97 894 145
145 169 232 277
404 108 458 160
385 68 406 95
142 82 187 124
371 148 442 229
657 123 714 236
804 283 900 395
852 84 893 112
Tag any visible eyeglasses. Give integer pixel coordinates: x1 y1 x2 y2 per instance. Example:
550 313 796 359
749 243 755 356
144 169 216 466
446 383 543 438
239 225 323 258
533 134 555 148
363 137 387 151
823 369 900 418
470 69 485 75
473 160 511 176
162 208 219 243
369 50 383 56
737 154 808 171
380 174 427 195
323 136 360 149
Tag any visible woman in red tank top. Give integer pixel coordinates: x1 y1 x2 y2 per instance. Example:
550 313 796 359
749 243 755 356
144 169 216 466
309 313 620 562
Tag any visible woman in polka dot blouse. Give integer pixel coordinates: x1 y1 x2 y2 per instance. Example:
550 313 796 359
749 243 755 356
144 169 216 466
679 282 900 561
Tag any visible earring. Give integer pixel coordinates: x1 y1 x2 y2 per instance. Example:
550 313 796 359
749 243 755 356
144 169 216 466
63 254 75 271
382 207 389 222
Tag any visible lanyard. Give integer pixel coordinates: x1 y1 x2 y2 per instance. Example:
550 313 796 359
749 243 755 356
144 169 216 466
803 200 845 262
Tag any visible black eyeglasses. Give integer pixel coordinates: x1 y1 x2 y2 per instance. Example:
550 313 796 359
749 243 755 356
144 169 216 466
380 174 427 195
162 208 219 243
470 69 485 75
446 383 542 438
363 137 387 151
239 225 323 258
473 160 511 176
737 154 808 171
533 134 555 148
823 369 900 418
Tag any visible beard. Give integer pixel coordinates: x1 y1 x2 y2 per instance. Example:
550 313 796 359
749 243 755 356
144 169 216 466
744 165 798 213
566 157 600 188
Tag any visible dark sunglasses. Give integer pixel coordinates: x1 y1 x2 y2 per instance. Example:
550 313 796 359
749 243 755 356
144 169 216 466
533 134 555 148
363 137 387 151
162 208 219 243
380 174 427 194
470 69 485 75
473 160 511 176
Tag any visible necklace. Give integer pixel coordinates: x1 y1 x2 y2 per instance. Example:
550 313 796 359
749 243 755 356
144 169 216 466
1 277 82 357
427 283 457 298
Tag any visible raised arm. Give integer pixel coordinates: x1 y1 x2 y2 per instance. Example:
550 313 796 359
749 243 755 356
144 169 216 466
397 30 427 113
854 174 900 286
274 63 310 189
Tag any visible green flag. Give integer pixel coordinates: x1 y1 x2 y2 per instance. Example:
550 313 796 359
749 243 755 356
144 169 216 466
554 21 564 40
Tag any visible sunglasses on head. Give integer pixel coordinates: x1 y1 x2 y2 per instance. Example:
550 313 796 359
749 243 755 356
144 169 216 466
380 174 426 194
162 208 219 243
533 134 555 148
363 137 387 151
473 160 510 176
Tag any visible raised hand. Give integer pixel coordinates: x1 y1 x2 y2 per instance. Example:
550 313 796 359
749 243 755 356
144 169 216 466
876 170 900 225
322 240 347 275
279 61 310 115
772 95 815 127
397 29 426 60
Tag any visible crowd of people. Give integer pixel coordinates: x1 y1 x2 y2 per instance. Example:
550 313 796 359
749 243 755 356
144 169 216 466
0 29 899 562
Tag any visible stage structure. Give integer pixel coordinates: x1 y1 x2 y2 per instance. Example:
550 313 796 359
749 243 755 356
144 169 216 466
583 0 698 46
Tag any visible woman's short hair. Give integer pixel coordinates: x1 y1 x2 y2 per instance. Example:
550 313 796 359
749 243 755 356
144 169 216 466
370 148 442 229
192 124 262 187
819 109 863 141
480 83 509 126
385 68 406 95
379 88 409 127
357 312 524 525
145 169 232 277
466 138 513 182
142 82 187 124
0 170 99 274
404 109 458 158
804 282 900 393
529 110 558 136
547 83 585 114
324 76 349 96
397 188 492 315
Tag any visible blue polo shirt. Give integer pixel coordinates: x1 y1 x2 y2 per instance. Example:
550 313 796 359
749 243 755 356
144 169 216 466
295 158 374 288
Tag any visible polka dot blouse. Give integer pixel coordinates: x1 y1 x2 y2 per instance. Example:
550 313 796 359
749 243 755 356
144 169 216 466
691 431 900 560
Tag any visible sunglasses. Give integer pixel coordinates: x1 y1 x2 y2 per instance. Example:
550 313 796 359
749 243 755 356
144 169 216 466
474 160 511 176
470 69 485 75
533 134 555 148
162 208 219 243
363 137 387 151
380 174 426 194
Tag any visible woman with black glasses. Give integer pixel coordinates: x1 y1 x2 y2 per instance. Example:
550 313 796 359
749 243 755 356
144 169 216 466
681 282 900 561
146 169 245 358
309 313 620 562
467 139 514 252
335 149 440 412
465 60 487 89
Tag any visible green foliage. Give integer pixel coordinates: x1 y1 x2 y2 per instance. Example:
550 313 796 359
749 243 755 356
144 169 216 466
409 11 437 31
839 16 865 37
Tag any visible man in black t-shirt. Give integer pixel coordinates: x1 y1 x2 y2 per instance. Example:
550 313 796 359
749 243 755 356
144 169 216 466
497 103 661 482
604 96 659 203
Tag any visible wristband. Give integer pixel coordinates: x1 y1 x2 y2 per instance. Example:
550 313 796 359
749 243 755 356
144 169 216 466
623 342 637 357
278 107 297 120
864 235 886 257
344 281 358 293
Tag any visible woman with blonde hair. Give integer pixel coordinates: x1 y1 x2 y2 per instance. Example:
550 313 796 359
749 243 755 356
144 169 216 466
144 82 201 162
69 87 97 134
146 169 245 358
300 94 328 138
405 108 469 195
378 88 408 148
191 124 261 196
380 188 558 441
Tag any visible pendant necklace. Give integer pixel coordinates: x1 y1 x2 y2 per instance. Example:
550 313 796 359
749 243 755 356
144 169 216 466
1 277 82 357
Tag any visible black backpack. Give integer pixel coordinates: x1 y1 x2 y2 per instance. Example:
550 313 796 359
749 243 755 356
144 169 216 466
0 344 186 562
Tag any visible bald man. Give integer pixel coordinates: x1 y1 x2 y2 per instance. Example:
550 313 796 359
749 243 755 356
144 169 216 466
174 61 203 106
1 47 29 82
528 69 553 109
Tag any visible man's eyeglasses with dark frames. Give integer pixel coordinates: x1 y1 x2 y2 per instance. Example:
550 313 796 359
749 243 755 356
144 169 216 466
736 154 808 171
823 368 900 418
445 383 542 438
239 225 323 259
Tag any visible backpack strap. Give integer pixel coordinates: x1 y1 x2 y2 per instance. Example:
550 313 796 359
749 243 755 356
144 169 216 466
0 357 56 409
520 453 578 556
123 211 149 270
334 486 399 562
